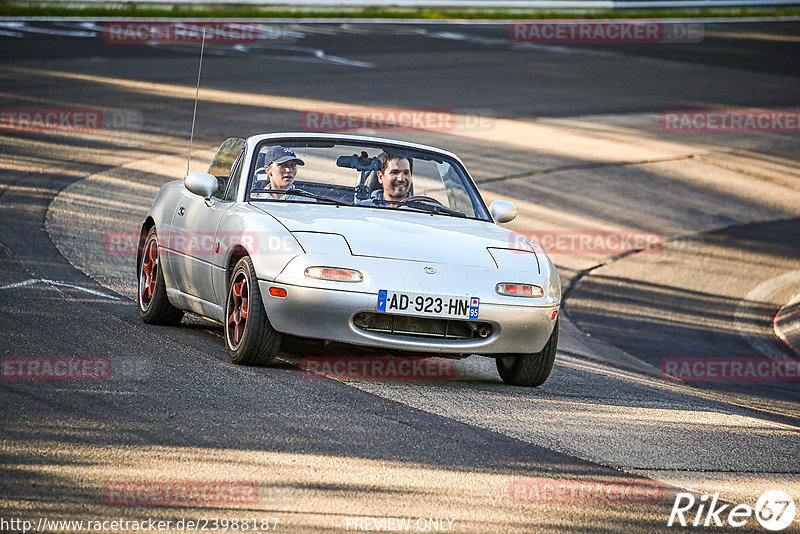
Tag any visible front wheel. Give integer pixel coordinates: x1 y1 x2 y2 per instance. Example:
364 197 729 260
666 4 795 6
225 256 281 366
496 319 558 387
138 227 184 325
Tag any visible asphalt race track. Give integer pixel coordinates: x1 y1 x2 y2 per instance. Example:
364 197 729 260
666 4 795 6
1 19 799 533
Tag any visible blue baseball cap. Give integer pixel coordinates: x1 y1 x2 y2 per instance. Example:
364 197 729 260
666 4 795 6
264 146 304 167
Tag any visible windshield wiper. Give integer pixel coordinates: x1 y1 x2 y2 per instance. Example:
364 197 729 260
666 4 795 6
382 199 467 218
251 189 351 206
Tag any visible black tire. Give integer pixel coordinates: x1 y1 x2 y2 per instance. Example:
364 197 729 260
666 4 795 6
496 319 558 387
138 227 184 325
225 256 281 366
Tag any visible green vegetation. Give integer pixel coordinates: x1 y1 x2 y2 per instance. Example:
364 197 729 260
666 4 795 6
2 2 799 19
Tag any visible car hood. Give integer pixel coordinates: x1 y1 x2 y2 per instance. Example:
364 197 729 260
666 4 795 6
252 203 524 268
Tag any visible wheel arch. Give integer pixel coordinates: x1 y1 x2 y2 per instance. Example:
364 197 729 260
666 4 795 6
226 245 251 284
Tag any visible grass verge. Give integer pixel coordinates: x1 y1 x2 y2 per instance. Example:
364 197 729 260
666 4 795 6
2 3 800 19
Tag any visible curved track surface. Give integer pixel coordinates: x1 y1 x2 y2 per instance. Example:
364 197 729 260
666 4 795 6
1 20 799 533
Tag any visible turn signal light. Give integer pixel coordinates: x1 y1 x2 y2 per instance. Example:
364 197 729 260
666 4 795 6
269 287 287 298
304 266 363 283
496 283 544 297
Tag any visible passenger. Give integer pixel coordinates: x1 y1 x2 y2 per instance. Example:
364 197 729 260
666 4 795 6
364 151 413 205
253 146 304 200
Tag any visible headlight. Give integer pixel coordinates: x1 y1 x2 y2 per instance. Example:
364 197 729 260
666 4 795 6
304 266 363 283
495 283 544 297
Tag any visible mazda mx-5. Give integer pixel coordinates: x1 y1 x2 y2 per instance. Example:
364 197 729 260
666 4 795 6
137 133 560 386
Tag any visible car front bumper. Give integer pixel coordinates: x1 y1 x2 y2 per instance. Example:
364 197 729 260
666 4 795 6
258 281 559 355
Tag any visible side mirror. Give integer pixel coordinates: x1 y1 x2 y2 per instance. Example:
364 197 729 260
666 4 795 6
184 172 218 199
489 200 517 223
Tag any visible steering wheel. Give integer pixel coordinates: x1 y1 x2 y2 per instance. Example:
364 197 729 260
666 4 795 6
399 195 443 205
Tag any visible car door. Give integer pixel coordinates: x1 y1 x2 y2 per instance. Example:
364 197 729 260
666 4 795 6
168 192 230 304
167 138 246 306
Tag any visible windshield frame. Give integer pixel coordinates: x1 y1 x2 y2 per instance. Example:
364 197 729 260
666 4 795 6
244 135 492 222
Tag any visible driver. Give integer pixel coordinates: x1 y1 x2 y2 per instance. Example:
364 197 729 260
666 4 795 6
253 146 304 200
363 151 413 205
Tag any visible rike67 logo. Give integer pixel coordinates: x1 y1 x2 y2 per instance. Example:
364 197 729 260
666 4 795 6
668 490 796 531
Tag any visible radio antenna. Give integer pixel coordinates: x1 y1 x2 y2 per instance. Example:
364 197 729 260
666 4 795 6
187 28 206 175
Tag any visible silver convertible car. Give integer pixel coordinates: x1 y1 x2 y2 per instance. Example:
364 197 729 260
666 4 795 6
137 133 560 386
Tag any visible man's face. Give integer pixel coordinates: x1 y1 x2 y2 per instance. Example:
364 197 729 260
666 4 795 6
268 161 297 190
377 158 412 201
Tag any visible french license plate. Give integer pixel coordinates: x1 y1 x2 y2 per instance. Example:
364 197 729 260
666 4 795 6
376 290 479 320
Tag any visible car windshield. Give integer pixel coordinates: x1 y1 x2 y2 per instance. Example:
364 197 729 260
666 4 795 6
247 140 491 221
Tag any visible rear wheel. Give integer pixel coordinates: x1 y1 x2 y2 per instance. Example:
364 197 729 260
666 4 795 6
496 319 558 387
138 227 184 325
225 256 281 366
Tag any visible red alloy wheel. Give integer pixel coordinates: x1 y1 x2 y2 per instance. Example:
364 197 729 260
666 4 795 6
227 273 249 348
140 237 158 309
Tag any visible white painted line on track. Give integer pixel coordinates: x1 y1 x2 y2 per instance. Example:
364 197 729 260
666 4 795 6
0 21 96 37
418 28 576 52
0 278 40 290
0 29 24 38
146 42 376 68
0 278 122 300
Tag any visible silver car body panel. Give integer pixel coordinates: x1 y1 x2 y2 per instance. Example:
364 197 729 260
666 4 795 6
250 202 532 270
166 288 224 321
167 192 229 304
261 249 559 354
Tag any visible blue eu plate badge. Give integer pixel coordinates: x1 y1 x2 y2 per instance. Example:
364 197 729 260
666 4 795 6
469 297 480 319
377 289 388 312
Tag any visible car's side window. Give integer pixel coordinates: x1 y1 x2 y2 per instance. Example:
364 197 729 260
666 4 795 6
222 150 245 201
438 163 477 218
207 137 247 200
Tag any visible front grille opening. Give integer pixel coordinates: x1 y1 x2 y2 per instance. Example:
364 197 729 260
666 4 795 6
353 312 492 340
